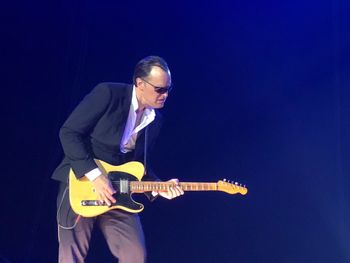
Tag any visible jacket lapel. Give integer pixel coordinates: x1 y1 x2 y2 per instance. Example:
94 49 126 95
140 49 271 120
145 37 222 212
117 84 134 146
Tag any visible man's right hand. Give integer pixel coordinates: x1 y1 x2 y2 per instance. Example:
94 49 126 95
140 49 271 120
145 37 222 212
91 175 116 206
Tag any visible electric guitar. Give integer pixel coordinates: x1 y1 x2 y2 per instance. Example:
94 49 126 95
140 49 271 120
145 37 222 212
69 160 248 217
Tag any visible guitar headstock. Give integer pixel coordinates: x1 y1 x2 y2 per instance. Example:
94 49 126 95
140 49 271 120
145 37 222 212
217 179 248 195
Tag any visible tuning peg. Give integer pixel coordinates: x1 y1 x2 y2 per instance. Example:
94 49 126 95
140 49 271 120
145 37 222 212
223 178 227 182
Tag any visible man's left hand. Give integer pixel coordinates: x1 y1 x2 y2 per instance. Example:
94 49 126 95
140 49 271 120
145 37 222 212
158 179 184 200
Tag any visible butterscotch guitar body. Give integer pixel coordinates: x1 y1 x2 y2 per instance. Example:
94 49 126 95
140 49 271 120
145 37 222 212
69 160 145 217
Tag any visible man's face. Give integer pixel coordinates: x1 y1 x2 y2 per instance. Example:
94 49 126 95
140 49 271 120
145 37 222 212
136 66 172 109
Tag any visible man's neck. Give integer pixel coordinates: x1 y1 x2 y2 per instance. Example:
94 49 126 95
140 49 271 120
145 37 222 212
135 88 146 112
135 108 144 115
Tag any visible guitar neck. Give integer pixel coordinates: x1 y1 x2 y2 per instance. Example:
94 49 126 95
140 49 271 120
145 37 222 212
130 181 218 193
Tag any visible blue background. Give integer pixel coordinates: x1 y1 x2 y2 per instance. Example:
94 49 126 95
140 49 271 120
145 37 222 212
1 0 350 262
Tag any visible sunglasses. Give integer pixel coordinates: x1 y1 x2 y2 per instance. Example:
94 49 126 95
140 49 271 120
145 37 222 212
141 78 173 94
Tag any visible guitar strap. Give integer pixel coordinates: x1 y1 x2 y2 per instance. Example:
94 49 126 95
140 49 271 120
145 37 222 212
143 126 148 175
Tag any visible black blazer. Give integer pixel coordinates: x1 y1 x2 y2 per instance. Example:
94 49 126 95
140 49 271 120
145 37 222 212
52 82 162 183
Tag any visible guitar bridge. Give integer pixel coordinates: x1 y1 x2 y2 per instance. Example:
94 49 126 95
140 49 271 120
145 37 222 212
81 200 105 206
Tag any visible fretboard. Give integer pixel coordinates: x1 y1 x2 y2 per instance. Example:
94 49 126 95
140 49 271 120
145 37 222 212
130 181 218 193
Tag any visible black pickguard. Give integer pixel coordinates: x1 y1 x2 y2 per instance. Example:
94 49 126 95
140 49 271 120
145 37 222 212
108 171 143 211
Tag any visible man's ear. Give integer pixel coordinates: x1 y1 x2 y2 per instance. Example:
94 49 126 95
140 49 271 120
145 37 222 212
135 77 143 89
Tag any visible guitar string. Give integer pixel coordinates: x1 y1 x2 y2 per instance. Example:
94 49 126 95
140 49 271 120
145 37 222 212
110 181 221 191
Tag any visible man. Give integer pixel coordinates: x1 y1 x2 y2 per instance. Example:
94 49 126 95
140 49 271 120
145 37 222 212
52 56 184 263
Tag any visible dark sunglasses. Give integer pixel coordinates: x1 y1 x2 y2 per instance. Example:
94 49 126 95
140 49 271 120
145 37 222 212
141 78 173 94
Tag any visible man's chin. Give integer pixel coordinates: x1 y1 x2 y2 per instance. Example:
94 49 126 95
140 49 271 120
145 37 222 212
154 101 165 108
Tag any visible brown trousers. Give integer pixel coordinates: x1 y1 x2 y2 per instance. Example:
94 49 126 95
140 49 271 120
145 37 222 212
57 184 146 263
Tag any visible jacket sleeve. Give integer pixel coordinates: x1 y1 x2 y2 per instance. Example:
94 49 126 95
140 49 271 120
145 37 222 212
59 83 112 178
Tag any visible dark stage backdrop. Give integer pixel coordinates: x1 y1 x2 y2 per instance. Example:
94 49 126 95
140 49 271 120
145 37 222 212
1 0 350 262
